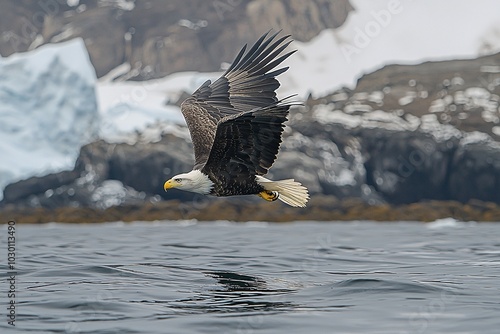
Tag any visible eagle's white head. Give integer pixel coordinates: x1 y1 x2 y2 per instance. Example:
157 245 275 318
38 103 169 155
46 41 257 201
163 170 213 195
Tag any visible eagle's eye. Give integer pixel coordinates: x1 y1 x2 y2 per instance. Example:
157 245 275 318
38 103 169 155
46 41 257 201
174 178 182 182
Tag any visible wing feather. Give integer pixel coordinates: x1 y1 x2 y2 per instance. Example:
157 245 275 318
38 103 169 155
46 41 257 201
180 31 294 168
200 102 292 182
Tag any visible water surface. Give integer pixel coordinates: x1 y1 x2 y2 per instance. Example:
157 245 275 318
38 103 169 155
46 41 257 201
1 220 500 333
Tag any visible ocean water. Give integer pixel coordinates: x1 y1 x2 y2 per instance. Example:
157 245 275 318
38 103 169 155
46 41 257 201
1 219 500 333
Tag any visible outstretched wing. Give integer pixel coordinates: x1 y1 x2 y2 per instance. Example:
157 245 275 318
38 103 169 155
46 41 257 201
200 102 291 187
180 31 295 169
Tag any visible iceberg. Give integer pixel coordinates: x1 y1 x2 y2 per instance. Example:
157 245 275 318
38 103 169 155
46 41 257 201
0 38 98 200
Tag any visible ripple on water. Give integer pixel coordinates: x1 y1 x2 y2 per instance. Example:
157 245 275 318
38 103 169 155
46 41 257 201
331 278 447 295
2 221 499 334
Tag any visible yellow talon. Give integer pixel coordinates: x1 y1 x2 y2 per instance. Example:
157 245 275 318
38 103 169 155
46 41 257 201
258 190 279 202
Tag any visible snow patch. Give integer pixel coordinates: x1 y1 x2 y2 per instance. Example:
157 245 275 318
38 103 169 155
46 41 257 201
178 19 208 30
429 99 447 113
465 87 491 100
313 106 361 128
313 105 420 132
460 131 493 146
398 92 417 106
427 217 464 229
91 180 140 209
99 0 135 11
480 65 500 73
368 91 384 104
492 126 500 136
419 115 462 141
96 71 219 141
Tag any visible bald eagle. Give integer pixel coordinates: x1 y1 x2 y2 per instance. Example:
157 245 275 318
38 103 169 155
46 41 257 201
163 32 309 207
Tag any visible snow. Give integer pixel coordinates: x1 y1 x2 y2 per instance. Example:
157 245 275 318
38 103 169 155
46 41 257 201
398 92 417 106
178 19 208 30
419 114 462 141
368 91 384 104
99 0 135 11
481 65 500 73
427 217 465 229
460 131 495 146
90 180 141 209
429 99 447 113
313 103 477 142
312 104 420 132
96 71 219 141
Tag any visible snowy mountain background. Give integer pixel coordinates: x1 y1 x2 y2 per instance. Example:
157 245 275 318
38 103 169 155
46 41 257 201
1 0 500 206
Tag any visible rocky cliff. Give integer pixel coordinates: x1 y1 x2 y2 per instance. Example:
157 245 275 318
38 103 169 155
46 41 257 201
3 50 500 211
0 0 353 79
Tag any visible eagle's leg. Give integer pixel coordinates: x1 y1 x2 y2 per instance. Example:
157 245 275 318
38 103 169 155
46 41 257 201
257 190 279 202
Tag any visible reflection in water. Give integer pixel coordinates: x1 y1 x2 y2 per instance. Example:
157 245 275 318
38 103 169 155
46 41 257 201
205 271 268 291
170 271 297 314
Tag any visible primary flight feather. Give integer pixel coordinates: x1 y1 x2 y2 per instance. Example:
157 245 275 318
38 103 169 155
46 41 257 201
163 31 309 207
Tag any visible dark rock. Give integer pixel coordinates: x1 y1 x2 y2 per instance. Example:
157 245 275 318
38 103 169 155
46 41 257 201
276 120 378 201
0 133 196 209
107 133 195 199
359 128 460 204
448 141 500 203
3 170 79 204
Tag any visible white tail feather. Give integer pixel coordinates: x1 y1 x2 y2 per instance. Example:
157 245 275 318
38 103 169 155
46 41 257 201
256 176 309 207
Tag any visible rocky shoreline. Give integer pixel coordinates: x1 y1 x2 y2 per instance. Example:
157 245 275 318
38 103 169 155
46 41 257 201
2 23 500 219
2 196 500 224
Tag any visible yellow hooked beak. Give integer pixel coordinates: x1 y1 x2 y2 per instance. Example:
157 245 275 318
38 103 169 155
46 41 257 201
163 179 179 191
